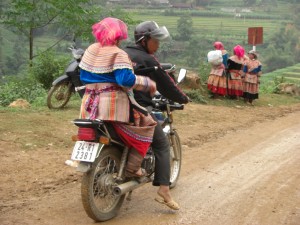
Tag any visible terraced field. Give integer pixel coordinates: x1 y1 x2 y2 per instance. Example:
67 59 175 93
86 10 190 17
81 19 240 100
262 64 300 86
130 12 288 43
282 66 300 81
128 0 294 44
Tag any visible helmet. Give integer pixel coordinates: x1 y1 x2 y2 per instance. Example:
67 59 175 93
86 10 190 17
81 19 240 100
134 21 170 43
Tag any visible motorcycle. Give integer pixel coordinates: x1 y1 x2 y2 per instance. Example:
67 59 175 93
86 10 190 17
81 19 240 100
68 68 187 222
47 45 85 109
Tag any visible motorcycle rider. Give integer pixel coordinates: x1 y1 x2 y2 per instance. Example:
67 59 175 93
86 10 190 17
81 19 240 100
124 21 189 210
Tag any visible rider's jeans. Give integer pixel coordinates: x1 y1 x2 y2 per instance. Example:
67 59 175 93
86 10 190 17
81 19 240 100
151 114 171 186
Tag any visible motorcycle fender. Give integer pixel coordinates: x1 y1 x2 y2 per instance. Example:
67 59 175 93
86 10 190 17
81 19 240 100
76 161 92 173
76 143 105 173
66 60 79 73
52 74 70 86
163 125 171 135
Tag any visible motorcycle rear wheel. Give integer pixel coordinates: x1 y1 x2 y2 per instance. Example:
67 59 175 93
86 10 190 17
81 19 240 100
47 82 72 109
81 146 125 222
169 130 182 189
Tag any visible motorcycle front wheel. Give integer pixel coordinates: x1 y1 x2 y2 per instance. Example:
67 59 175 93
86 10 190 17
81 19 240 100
169 130 182 189
81 146 125 222
47 82 72 109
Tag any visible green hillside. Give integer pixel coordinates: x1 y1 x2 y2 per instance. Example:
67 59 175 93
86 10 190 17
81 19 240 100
131 14 283 43
128 0 294 44
0 0 298 76
0 26 17 58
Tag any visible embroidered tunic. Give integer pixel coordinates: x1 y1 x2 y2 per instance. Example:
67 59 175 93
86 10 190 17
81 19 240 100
243 59 262 100
207 50 228 96
227 55 246 97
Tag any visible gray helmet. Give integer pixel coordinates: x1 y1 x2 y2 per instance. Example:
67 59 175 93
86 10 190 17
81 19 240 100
134 21 170 43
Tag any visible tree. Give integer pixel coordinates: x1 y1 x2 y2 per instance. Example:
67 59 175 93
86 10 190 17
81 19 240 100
176 14 193 41
30 50 61 89
157 39 175 62
193 0 212 6
264 55 294 72
0 1 7 77
243 0 257 6
2 0 100 64
0 30 4 77
263 22 300 72
292 4 300 30
185 36 202 67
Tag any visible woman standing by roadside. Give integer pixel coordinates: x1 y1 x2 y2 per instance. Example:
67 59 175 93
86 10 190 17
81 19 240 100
207 41 229 99
227 45 247 99
242 50 262 105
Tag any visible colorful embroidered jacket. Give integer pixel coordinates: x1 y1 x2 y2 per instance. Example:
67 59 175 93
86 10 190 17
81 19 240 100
79 43 153 122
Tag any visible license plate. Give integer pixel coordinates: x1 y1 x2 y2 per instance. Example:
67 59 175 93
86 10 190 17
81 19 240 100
71 141 100 162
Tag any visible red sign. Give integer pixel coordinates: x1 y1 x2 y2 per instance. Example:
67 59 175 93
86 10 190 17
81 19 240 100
248 27 263 45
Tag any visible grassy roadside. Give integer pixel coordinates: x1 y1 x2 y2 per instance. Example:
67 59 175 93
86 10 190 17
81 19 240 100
201 92 300 107
0 87 299 153
0 101 80 152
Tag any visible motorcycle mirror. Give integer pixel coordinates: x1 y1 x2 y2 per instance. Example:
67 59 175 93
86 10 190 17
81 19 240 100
177 68 187 84
72 34 77 47
154 91 161 96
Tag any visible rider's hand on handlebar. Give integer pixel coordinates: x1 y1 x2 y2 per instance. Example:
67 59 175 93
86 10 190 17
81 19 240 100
183 96 192 104
149 80 157 97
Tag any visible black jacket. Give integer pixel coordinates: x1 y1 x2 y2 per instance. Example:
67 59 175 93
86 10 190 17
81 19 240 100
124 45 189 107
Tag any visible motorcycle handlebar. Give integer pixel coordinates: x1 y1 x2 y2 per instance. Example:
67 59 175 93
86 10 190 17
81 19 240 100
134 63 175 75
153 100 184 111
134 66 159 75
170 103 184 110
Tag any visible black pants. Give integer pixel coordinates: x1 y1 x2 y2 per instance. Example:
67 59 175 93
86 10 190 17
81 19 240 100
151 114 171 186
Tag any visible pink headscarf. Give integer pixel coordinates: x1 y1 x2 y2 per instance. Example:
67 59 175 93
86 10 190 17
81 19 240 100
92 17 128 46
233 45 245 59
214 41 224 50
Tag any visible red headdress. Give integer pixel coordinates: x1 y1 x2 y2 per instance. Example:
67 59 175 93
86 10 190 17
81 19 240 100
214 41 224 50
92 17 128 46
233 45 245 59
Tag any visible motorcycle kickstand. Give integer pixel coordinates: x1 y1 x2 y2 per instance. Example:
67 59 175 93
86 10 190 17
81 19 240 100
126 191 133 201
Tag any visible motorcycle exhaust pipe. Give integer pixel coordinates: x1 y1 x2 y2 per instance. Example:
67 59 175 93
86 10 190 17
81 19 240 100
113 178 150 196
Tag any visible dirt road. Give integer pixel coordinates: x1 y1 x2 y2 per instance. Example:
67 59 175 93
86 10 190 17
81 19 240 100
0 103 300 225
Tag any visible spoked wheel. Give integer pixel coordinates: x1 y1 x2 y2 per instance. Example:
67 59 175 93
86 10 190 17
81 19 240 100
81 147 125 222
169 130 182 189
47 82 72 109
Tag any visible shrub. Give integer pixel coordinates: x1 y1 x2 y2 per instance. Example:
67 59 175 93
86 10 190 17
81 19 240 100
0 76 47 107
198 62 211 85
264 55 295 73
185 89 207 104
30 50 70 90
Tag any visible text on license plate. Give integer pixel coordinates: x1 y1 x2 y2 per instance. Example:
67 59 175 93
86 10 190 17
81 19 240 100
71 141 100 162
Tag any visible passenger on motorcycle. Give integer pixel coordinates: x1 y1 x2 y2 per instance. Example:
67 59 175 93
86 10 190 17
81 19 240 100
78 17 157 178
124 21 189 210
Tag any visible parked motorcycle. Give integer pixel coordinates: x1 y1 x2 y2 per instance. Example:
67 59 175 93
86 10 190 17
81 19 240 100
47 45 85 109
68 68 187 222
